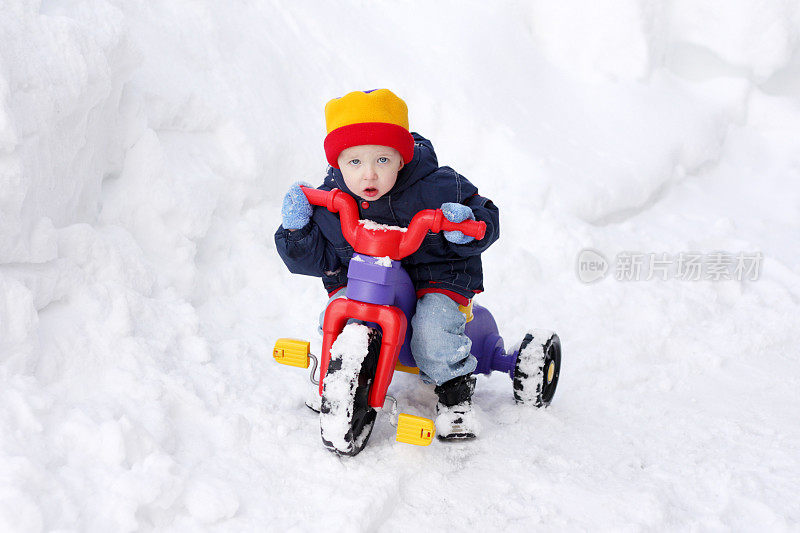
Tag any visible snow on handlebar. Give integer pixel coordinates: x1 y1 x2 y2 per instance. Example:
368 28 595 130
300 186 486 260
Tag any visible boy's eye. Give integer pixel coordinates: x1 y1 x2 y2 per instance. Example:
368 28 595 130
378 157 389 164
349 159 360 165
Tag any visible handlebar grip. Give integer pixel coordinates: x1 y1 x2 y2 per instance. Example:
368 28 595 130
441 218 487 240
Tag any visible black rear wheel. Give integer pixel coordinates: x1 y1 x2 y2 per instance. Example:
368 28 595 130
513 330 561 407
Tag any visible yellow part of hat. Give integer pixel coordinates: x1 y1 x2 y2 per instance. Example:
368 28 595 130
325 89 409 134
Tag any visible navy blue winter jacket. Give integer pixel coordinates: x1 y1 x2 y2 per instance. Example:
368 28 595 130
274 133 499 304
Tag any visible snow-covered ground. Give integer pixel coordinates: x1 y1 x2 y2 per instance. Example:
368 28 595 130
2 1 800 530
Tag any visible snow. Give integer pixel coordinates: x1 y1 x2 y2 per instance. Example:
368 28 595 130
2 0 800 530
358 219 408 233
375 256 393 267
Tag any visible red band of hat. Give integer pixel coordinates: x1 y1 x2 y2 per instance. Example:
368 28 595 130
324 122 415 169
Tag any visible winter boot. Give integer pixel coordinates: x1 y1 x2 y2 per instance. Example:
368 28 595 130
434 374 478 440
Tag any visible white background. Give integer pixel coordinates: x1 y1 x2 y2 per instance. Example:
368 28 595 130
1 1 799 530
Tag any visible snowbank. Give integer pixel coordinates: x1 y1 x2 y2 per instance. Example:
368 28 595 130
1 0 799 530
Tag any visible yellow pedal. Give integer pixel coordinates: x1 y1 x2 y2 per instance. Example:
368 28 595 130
396 413 435 446
273 338 310 368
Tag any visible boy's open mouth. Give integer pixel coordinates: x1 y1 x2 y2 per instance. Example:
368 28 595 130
363 187 379 198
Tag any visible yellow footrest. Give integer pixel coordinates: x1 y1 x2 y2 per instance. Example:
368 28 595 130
396 413 436 446
394 362 420 374
273 338 310 368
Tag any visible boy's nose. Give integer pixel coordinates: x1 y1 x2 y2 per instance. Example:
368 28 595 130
363 166 378 180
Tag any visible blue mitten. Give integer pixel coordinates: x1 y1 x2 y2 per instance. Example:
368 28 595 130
282 182 314 230
441 202 476 244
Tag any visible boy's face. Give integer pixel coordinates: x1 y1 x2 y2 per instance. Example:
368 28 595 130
337 145 404 201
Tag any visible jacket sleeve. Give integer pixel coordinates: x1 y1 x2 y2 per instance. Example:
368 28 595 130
438 169 500 257
275 220 337 277
446 193 500 257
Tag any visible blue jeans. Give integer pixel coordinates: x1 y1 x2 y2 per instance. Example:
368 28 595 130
320 291 476 386
411 293 477 385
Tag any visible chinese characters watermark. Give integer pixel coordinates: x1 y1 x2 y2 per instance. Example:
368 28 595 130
577 249 762 283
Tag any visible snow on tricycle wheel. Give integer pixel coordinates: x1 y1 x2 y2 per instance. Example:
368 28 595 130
320 323 381 456
513 330 561 407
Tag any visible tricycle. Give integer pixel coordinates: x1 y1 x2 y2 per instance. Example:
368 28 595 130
273 186 561 456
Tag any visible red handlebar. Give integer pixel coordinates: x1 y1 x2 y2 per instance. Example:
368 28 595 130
301 186 486 260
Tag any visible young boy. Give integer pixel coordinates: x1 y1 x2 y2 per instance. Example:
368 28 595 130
275 89 499 440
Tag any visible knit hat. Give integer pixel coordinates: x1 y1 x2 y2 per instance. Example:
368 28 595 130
323 89 415 169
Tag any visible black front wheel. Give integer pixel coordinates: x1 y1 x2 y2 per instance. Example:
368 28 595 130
319 324 381 456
